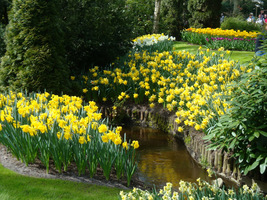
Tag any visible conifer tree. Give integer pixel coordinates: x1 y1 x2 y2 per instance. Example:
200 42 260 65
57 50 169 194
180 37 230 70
0 0 70 94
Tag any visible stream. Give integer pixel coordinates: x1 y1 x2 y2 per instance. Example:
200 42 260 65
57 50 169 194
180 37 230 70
122 126 214 189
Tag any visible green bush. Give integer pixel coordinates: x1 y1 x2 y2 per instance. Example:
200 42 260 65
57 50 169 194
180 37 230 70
61 0 133 73
187 0 221 28
220 16 261 32
125 0 154 37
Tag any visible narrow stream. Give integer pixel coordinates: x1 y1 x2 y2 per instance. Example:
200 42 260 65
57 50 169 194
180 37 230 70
122 126 214 189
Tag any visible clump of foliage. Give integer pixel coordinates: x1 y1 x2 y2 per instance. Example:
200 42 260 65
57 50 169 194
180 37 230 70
187 0 222 28
120 180 266 200
0 0 70 94
205 66 267 175
125 0 154 37
61 0 133 73
160 0 188 40
220 16 261 32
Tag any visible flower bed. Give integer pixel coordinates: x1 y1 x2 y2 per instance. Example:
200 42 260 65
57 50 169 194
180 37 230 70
181 27 258 51
120 179 266 200
0 92 139 186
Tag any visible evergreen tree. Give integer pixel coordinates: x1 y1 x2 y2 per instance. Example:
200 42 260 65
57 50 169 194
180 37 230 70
0 0 70 94
188 0 222 28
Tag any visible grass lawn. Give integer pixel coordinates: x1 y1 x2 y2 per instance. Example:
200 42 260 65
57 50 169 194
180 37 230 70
173 41 255 64
0 164 122 200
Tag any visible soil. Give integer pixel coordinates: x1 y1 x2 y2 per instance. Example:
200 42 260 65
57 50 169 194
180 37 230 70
0 144 146 190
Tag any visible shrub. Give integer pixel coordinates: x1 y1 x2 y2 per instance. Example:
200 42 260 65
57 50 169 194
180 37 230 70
220 16 261 32
61 0 133 73
187 0 221 28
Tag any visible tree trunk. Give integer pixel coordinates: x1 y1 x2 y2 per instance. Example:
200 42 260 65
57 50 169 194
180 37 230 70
153 0 161 33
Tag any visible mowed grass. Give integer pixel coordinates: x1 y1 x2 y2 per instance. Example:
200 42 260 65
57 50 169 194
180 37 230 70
0 164 122 200
173 41 255 63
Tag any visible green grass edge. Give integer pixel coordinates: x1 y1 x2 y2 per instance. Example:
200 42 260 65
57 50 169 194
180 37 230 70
0 164 123 200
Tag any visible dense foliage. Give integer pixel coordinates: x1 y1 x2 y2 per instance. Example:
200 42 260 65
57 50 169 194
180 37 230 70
187 0 222 28
0 0 11 25
0 24 5 58
160 0 188 40
60 0 132 73
0 0 70 94
220 17 261 32
205 66 267 175
125 0 154 37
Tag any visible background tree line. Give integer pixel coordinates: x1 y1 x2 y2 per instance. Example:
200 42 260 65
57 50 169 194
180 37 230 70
0 0 264 94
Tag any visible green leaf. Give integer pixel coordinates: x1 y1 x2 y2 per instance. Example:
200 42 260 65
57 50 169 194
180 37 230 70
260 163 266 174
244 166 250 175
203 133 215 140
259 130 267 137
239 153 244 163
250 160 259 171
231 132 236 137
248 135 255 142
229 138 236 149
254 131 260 138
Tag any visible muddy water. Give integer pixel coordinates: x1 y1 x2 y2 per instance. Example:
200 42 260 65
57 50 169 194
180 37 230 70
122 126 213 189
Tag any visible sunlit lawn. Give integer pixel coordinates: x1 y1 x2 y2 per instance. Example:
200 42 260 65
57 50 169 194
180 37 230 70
173 41 255 63
0 164 122 200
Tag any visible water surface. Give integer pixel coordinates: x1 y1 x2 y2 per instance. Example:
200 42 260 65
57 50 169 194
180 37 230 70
122 126 213 189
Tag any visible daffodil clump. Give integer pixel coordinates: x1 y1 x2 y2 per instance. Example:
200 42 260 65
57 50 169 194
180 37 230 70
76 46 253 134
119 180 266 200
0 91 139 186
132 33 176 52
182 27 258 51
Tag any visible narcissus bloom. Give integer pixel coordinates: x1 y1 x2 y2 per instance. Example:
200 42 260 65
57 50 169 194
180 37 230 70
98 124 108 133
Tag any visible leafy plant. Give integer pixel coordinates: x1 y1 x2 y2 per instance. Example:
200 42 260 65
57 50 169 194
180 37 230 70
205 66 267 175
220 16 261 32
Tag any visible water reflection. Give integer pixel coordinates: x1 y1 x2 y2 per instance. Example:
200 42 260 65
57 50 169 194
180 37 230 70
122 126 213 189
